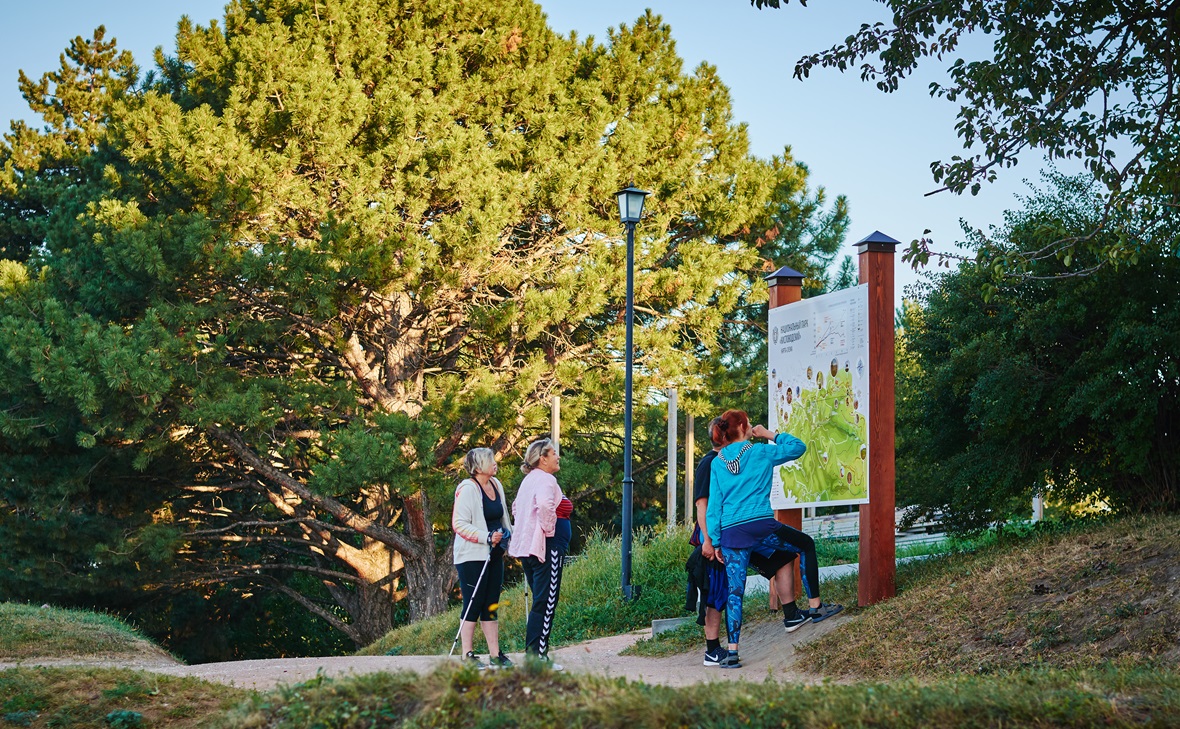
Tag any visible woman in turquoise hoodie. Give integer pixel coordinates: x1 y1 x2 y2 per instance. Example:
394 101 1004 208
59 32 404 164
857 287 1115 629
706 409 843 669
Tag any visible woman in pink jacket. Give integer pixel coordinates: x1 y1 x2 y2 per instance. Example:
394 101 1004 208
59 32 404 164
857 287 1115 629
507 438 572 667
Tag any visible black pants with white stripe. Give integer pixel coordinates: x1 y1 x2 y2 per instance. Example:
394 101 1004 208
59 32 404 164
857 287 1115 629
521 537 566 656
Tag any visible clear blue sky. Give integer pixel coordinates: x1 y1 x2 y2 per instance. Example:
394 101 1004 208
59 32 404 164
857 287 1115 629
0 0 1047 304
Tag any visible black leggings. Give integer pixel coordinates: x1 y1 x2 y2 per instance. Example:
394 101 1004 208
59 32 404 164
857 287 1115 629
521 537 566 656
774 524 820 600
456 550 504 622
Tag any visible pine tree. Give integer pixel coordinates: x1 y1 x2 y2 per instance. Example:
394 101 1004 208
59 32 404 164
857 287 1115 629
1 1 847 646
0 26 137 262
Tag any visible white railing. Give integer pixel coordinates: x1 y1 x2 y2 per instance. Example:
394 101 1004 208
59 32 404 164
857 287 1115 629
802 509 946 547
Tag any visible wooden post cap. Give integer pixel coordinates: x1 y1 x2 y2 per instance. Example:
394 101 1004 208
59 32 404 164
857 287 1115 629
764 266 805 287
854 231 901 254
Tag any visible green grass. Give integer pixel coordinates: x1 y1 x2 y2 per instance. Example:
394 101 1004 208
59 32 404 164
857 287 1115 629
0 667 245 728
6 516 1180 727
213 663 1180 729
620 560 873 659
619 621 700 658
897 538 957 559
364 524 979 657
814 534 860 565
0 604 174 663
813 531 973 567
8 628 1178 728
360 528 690 656
594 533 965 659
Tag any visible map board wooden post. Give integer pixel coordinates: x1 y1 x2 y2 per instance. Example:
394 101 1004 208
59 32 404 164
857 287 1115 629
856 231 898 605
767 265 805 602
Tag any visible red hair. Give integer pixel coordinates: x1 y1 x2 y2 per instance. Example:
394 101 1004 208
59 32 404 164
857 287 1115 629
711 410 750 447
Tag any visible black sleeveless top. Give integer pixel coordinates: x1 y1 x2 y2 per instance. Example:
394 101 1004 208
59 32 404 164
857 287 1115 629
480 484 503 534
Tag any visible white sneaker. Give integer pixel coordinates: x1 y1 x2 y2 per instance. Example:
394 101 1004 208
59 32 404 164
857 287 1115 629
529 653 563 671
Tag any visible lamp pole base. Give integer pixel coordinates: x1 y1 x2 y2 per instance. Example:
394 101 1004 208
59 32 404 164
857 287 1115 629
622 584 642 602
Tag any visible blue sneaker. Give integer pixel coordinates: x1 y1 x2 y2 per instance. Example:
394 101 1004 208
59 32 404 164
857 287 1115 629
718 650 742 669
703 646 727 666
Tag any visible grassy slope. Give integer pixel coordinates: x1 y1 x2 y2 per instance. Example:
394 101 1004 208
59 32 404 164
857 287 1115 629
5 662 1177 729
215 663 1179 729
624 514 1180 665
0 604 176 663
800 514 1180 678
360 529 690 656
1 667 246 728
5 516 1179 728
362 524 938 657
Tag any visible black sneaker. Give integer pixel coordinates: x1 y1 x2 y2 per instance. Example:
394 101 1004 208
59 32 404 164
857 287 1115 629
807 602 844 623
783 611 810 633
489 652 514 669
718 651 742 669
703 646 727 666
463 651 488 670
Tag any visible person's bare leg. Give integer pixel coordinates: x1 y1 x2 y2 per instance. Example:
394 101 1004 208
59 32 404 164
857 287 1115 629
705 607 722 641
774 563 797 606
480 619 500 657
460 621 478 655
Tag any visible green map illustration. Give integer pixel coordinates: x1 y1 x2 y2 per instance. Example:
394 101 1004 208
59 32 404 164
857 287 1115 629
768 284 870 508
771 361 867 504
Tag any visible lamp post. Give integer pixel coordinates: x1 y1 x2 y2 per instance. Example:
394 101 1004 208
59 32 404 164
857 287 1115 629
616 184 649 602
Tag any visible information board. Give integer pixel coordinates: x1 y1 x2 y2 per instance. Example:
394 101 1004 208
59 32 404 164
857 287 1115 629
768 284 870 509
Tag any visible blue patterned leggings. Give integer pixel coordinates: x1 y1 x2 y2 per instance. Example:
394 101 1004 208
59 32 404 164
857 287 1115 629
721 526 818 645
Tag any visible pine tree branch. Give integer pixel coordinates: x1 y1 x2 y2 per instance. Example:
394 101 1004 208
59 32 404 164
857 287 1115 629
184 516 356 536
208 426 419 556
221 561 359 584
269 580 357 641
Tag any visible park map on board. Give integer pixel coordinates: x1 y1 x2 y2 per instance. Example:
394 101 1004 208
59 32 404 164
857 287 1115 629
768 284 870 509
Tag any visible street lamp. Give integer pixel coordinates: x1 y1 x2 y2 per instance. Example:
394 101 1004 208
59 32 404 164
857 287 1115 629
615 184 649 602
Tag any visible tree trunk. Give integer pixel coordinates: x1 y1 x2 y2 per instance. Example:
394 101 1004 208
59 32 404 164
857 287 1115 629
403 547 455 622
398 490 455 622
349 579 398 648
316 540 406 649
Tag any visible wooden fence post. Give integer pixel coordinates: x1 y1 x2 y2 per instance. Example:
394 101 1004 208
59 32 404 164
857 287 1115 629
767 266 805 605
857 231 898 606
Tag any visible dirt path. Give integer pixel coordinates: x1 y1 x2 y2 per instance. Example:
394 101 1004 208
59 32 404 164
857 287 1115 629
0 613 850 690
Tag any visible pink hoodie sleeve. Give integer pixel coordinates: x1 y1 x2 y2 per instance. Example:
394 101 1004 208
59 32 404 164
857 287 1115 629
536 472 559 537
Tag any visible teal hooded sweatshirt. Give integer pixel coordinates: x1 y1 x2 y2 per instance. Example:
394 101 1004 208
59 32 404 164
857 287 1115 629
706 433 806 546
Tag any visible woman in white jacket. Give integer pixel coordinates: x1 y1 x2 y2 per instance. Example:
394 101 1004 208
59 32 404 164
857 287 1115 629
451 447 513 669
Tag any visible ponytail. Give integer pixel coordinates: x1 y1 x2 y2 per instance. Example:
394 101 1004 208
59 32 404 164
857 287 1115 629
712 410 750 447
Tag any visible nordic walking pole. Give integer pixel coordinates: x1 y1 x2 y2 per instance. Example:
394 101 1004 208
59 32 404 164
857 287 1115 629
449 555 493 657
